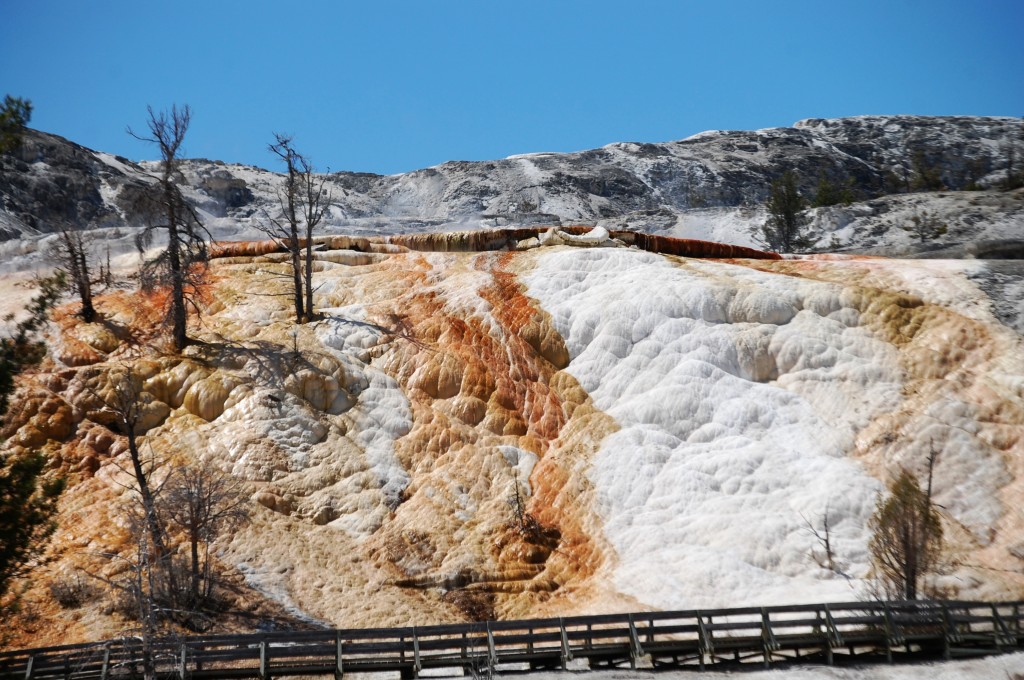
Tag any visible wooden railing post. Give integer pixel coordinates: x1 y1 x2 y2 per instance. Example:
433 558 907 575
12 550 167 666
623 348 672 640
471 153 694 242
696 612 712 671
100 644 111 680
628 613 644 669
815 608 829 666
259 640 269 680
335 632 343 680
559 617 572 671
760 607 778 669
822 604 842 665
179 642 188 680
23 654 33 680
486 622 497 674
882 602 905 663
412 627 422 678
991 603 1015 650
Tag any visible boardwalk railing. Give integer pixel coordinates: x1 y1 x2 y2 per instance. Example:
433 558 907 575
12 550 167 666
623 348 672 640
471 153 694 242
2 600 1021 679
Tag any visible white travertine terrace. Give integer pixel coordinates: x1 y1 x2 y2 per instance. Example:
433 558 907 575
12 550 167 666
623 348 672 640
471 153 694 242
2 238 1022 647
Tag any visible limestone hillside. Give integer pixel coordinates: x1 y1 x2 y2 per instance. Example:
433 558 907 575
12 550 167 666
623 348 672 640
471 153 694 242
2 227 1023 647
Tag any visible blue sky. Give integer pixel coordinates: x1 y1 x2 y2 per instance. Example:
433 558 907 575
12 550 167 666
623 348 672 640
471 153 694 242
2 0 1022 175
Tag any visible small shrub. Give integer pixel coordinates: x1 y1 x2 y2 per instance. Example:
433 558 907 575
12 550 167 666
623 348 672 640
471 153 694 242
49 573 98 609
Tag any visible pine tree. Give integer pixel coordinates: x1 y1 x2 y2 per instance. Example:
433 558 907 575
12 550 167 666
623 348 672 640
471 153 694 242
758 170 817 252
0 274 66 600
812 173 856 208
901 209 948 244
909 151 945 192
0 95 32 153
868 468 943 600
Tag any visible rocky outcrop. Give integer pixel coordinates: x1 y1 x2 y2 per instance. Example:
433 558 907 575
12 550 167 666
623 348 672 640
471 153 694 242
3 116 1021 244
0 129 153 238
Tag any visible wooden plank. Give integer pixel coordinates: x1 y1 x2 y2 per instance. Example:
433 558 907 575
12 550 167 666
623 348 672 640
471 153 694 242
412 628 421 678
486 622 497 673
99 645 110 680
627 614 643 669
335 633 343 680
559 618 572 671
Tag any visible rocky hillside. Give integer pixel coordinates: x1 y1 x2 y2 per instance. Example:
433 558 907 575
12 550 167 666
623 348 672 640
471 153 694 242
2 116 1022 256
2 228 1023 647
1 116 1023 649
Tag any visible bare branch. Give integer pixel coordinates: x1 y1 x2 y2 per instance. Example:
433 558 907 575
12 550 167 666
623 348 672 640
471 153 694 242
129 104 209 351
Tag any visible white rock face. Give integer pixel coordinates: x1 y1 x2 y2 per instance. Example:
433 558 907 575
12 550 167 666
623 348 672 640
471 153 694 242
316 308 414 526
526 248 908 607
5 235 1024 649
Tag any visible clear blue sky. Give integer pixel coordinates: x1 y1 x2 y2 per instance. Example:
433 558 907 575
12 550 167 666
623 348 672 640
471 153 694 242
2 0 1022 175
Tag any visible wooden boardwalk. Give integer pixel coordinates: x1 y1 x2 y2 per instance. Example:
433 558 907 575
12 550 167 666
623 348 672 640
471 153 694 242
2 600 1021 679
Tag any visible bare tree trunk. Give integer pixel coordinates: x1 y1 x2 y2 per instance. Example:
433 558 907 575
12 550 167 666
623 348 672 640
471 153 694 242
190 531 200 605
129 104 209 352
265 133 306 323
166 209 189 351
75 244 96 322
105 368 177 603
304 234 314 321
53 227 97 322
125 429 168 561
291 232 304 322
299 157 330 322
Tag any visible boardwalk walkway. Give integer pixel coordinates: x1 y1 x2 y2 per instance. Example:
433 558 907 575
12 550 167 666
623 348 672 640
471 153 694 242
2 600 1021 679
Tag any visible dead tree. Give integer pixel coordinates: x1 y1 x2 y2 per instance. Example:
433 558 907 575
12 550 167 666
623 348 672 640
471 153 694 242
506 481 542 539
801 501 847 577
158 460 248 607
48 225 97 322
262 133 305 322
97 366 173 591
129 105 209 351
298 155 331 320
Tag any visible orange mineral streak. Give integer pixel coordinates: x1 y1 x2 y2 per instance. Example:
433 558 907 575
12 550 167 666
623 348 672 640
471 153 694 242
210 237 399 261
208 228 780 261
1 242 634 647
356 251 622 619
476 252 609 591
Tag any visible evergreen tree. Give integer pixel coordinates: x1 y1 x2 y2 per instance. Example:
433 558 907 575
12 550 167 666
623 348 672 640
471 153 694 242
759 170 817 252
901 209 948 244
0 95 32 154
812 173 856 208
0 274 66 600
909 151 945 192
868 468 943 600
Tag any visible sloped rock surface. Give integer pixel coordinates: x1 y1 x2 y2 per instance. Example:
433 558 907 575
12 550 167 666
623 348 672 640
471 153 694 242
3 116 1021 247
3 233 1023 647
